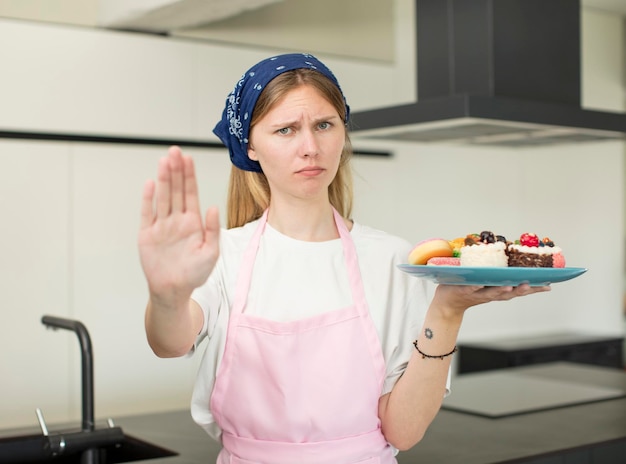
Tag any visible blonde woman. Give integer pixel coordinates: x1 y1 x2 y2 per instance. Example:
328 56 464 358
138 53 548 464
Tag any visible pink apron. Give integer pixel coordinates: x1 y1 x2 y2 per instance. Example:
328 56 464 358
210 208 395 464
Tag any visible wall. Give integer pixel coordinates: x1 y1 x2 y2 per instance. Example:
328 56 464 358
0 6 624 431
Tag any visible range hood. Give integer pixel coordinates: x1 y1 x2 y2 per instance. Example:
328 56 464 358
350 0 626 147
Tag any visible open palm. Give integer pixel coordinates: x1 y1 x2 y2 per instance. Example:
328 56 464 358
138 146 220 304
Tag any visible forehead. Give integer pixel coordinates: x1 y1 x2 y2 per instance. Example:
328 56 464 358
267 85 336 115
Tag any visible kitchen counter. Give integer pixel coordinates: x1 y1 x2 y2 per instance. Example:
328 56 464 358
457 332 624 373
3 362 625 463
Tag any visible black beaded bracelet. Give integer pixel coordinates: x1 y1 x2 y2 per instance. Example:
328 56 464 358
413 340 458 360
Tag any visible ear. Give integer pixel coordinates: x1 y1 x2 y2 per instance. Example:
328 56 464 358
248 146 258 161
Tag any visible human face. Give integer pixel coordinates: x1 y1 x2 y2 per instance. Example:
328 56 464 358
247 85 346 204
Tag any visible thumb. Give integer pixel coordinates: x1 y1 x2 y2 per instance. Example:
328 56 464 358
204 206 221 243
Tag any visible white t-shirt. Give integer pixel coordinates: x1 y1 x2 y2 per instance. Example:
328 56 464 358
190 218 441 440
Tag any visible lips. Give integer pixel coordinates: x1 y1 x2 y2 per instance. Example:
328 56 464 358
296 166 324 177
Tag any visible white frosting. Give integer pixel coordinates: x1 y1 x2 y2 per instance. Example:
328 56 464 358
508 244 562 255
460 242 508 267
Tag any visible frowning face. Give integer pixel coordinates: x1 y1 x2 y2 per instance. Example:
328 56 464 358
247 84 346 205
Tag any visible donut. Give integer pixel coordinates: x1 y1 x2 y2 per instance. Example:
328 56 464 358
408 238 454 265
427 257 461 266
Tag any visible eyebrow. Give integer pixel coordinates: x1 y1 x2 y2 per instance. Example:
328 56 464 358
268 114 341 129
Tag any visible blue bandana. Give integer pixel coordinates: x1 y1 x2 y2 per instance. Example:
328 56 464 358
213 53 350 172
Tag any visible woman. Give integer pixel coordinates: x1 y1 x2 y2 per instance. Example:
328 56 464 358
138 53 549 463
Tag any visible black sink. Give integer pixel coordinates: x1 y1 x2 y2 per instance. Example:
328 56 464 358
1 316 179 463
0 431 177 463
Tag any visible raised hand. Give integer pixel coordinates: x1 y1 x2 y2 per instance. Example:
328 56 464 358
138 146 220 307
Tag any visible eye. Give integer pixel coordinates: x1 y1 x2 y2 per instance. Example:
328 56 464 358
277 127 292 135
318 121 331 130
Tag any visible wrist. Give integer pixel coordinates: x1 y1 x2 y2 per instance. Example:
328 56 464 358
413 339 458 360
427 300 466 325
148 286 193 313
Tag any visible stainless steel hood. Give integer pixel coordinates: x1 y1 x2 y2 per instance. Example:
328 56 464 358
349 0 626 147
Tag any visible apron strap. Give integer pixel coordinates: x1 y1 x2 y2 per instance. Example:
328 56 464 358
231 209 269 316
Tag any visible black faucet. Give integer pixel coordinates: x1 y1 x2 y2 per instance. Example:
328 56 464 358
42 315 95 434
40 315 124 464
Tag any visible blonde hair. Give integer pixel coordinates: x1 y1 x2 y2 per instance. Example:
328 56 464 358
226 69 353 229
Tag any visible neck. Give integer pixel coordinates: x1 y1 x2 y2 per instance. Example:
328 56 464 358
267 200 347 242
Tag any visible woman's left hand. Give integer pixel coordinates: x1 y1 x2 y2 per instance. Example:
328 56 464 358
431 283 551 319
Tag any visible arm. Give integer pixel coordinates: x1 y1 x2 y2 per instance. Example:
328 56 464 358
138 146 220 358
144 296 204 358
378 284 550 450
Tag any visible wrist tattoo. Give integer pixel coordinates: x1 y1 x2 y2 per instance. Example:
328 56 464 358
424 328 433 339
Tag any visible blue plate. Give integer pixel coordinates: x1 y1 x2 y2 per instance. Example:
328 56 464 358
397 265 587 287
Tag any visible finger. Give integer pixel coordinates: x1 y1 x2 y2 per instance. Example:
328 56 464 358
495 284 550 300
169 146 184 213
204 206 221 240
511 283 546 294
474 285 514 301
204 207 221 264
523 284 551 295
155 156 171 218
513 284 533 297
139 179 155 229
183 154 201 215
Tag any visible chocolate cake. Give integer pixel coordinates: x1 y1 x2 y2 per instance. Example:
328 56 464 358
507 247 554 267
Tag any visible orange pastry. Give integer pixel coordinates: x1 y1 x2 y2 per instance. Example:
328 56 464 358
408 238 454 265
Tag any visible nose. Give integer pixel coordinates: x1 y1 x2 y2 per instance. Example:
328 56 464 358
301 128 319 157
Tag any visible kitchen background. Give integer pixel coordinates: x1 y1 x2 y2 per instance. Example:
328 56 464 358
0 0 624 431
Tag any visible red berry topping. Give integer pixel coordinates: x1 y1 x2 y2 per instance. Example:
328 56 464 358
520 233 540 247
